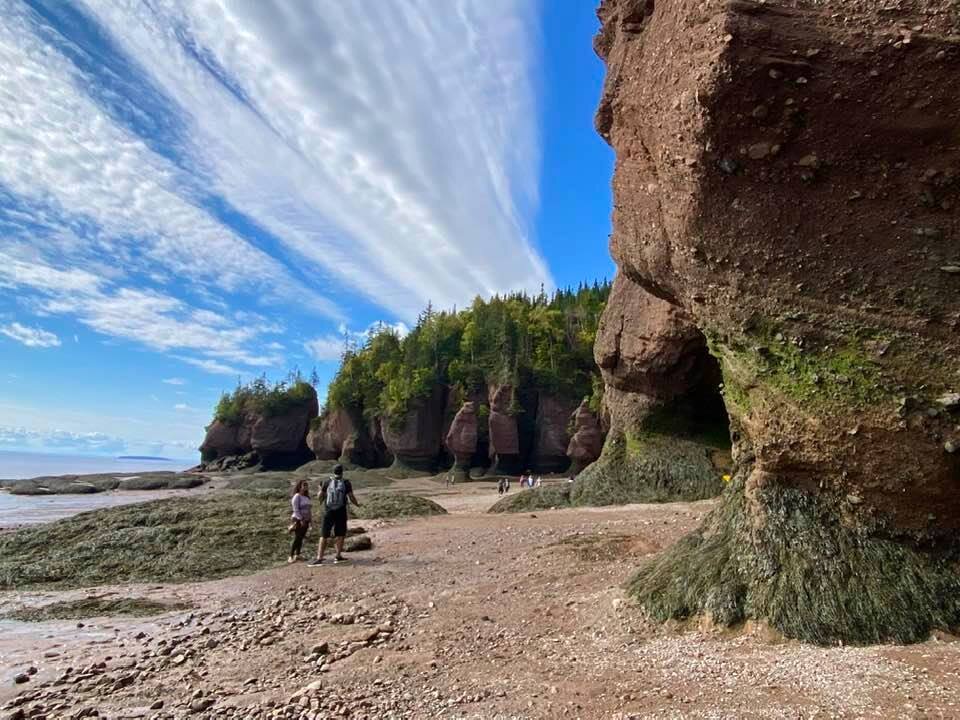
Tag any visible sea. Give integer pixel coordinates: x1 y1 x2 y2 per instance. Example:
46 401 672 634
0 450 195 480
0 451 200 527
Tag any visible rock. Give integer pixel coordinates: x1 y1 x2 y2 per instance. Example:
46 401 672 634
530 395 577 473
381 385 446 472
343 534 373 552
575 273 727 504
307 408 379 466
748 142 772 159
566 400 605 475
593 0 960 645
13 673 29 684
150 701 164 710
189 698 215 713
200 385 318 470
445 401 479 472
488 385 520 473
311 642 329 656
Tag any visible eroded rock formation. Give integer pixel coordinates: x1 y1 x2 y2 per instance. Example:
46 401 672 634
566 400 605 475
381 385 448 473
487 385 521 474
531 395 579 473
573 273 728 505
596 0 960 643
200 387 319 471
445 401 479 479
306 408 381 467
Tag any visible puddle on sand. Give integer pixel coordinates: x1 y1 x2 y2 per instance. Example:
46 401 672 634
0 487 210 528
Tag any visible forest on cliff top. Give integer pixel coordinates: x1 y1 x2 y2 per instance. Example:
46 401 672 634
327 283 610 422
211 283 610 426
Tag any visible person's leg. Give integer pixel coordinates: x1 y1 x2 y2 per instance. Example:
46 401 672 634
335 535 345 559
334 509 347 560
290 525 304 559
318 535 328 561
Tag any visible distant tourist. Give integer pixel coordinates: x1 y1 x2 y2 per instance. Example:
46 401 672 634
288 478 312 564
504 477 511 493
497 477 506 495
535 476 542 488
308 464 362 566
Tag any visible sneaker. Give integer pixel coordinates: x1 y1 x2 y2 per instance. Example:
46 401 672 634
307 558 324 566
333 555 346 564
287 556 296 564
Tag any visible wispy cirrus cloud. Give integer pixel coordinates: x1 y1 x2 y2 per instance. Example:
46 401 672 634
0 321 61 348
0 252 279 374
0 0 550 387
77 0 551 322
162 378 186 386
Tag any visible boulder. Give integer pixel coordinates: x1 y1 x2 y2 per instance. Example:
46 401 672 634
595 0 960 644
530 395 576 473
381 385 446 472
566 400 604 475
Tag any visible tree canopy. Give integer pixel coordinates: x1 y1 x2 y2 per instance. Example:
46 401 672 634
327 282 610 421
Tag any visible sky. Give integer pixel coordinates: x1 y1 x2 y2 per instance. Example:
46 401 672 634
0 0 614 460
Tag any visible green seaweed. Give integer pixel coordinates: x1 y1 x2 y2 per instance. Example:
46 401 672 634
629 474 960 645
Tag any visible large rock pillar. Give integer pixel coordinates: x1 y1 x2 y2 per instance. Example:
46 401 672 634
596 0 960 643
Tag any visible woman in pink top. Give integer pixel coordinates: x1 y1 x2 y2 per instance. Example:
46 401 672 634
288 478 313 563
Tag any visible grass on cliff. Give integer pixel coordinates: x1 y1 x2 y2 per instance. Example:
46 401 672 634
0 490 444 590
629 475 960 645
5 597 189 622
488 485 572 514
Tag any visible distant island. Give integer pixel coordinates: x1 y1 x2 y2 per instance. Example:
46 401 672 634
115 456 175 462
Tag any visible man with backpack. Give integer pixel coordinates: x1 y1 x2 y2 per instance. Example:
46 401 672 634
308 464 362 566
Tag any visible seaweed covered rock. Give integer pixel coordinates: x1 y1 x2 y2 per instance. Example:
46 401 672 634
573 273 729 505
200 381 318 470
595 0 960 643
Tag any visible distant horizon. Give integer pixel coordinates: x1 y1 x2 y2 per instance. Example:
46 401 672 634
0 449 196 481
0 449 195 461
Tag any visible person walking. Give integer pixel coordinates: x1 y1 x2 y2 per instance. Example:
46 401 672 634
308 464 361 566
288 478 312 563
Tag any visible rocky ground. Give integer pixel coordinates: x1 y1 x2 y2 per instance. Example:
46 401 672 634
3 480 960 719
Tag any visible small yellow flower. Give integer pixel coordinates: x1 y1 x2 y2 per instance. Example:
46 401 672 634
722 474 732 483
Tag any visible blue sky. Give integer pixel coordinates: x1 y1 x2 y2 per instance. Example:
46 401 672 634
0 0 613 459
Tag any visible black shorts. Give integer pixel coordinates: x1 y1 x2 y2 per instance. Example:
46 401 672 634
321 507 348 538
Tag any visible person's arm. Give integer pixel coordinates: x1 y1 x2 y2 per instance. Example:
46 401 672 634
318 480 327 506
347 481 361 507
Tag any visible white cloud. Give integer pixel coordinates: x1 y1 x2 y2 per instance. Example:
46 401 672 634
0 252 282 374
0 425 127 455
162 377 186 385
0 2 341 316
0 322 61 348
304 335 346 363
175 356 240 377
305 320 411 362
78 0 552 322
173 403 193 411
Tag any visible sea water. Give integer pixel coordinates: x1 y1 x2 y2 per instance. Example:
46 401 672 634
0 450 194 480
0 451 198 527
